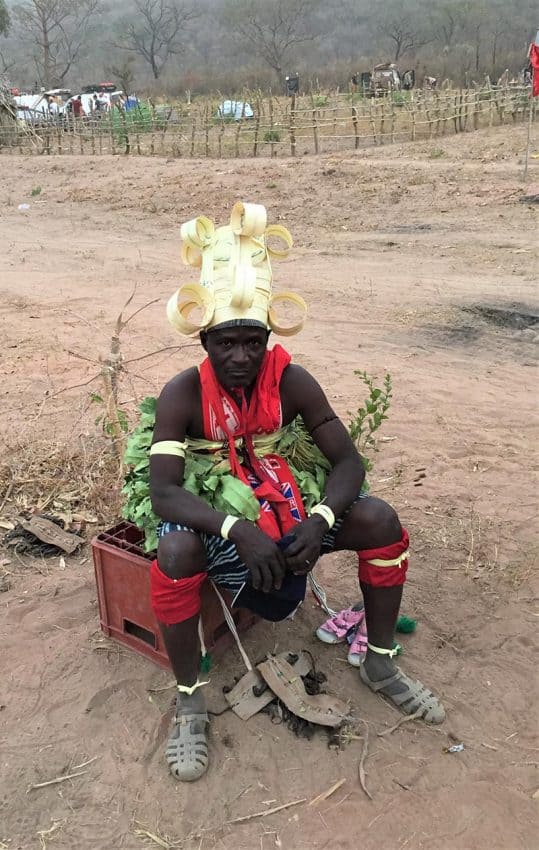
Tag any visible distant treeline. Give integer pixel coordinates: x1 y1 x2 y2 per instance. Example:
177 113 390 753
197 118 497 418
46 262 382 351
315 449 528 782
1 0 536 96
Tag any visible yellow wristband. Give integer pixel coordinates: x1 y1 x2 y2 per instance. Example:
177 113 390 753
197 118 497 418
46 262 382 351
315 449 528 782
220 515 240 540
309 503 336 530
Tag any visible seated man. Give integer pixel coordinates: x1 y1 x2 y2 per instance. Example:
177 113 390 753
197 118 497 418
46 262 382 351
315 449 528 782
149 202 445 782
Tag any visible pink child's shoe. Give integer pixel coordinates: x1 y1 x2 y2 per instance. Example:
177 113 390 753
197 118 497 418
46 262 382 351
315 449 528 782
346 619 368 667
315 605 365 645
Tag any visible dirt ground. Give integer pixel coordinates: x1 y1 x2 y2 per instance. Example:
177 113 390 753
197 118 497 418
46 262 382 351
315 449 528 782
0 124 538 850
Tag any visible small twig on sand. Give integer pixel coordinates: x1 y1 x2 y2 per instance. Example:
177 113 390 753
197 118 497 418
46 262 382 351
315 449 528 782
0 481 13 513
147 682 177 694
357 719 372 800
377 709 424 736
133 823 175 849
71 756 99 770
226 798 306 825
308 778 346 807
27 769 88 792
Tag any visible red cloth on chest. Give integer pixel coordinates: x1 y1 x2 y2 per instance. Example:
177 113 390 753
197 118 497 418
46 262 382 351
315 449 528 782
199 345 306 539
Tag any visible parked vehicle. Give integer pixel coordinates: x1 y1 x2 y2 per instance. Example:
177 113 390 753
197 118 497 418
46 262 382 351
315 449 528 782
352 64 415 97
216 100 254 120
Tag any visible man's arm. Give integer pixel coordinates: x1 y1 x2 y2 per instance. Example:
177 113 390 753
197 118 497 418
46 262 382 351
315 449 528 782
282 364 365 515
279 365 366 568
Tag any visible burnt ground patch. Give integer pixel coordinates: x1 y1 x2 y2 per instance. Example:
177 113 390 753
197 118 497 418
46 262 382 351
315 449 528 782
461 302 539 330
406 302 538 354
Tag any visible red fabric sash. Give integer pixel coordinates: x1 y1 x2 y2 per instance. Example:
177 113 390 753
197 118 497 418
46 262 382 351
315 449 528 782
150 560 206 625
199 346 306 539
357 529 410 588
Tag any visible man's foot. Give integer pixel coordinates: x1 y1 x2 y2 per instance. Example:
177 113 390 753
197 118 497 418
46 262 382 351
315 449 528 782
360 653 445 724
165 689 209 781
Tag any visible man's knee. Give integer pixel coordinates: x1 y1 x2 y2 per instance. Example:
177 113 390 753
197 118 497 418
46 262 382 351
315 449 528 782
157 531 207 580
355 497 402 547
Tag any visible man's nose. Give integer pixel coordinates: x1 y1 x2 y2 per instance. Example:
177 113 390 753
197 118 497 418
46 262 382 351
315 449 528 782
230 344 249 364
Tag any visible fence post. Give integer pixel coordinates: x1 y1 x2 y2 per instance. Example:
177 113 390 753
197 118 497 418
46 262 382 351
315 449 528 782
253 97 261 157
289 93 297 156
119 110 130 154
380 100 386 144
410 94 416 141
234 104 244 157
269 95 276 157
352 103 359 149
218 120 224 157
190 116 196 156
474 91 480 130
204 105 210 157
310 94 319 154
369 98 377 144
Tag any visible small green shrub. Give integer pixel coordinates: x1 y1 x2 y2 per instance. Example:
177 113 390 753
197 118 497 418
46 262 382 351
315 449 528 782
263 129 281 142
30 186 42 197
429 148 446 159
313 95 329 108
348 371 392 473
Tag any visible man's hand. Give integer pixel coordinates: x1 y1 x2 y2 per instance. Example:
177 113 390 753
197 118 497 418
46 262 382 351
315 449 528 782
229 520 287 593
279 515 328 575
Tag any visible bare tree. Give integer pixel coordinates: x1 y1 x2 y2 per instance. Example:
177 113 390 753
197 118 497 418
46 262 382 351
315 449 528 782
116 0 199 80
0 0 10 36
105 55 136 94
13 0 99 87
378 13 431 62
221 0 323 82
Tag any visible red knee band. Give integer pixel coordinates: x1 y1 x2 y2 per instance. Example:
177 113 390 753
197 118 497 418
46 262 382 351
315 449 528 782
150 559 206 625
357 528 410 588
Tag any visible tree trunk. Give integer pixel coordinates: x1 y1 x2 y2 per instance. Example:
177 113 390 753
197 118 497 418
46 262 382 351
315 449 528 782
474 26 481 72
41 15 53 88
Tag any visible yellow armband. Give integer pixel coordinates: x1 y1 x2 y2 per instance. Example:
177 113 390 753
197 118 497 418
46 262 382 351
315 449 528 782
150 440 188 458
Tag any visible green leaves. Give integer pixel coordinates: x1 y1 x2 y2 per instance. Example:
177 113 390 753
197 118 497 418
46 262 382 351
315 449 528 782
348 371 392 463
121 373 391 554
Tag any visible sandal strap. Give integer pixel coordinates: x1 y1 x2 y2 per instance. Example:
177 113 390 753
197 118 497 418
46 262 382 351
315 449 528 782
174 712 209 725
361 668 404 692
320 607 365 637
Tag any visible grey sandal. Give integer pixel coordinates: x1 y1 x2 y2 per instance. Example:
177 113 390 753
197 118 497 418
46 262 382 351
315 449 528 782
360 664 446 724
165 712 209 781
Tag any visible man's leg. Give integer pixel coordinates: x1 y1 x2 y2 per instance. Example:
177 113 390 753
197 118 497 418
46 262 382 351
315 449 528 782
331 497 445 723
151 530 210 781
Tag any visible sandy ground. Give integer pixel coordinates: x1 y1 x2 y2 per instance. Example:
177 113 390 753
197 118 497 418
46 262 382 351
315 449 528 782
0 125 538 850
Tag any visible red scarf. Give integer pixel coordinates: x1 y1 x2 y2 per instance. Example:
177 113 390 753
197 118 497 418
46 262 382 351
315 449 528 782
199 345 306 539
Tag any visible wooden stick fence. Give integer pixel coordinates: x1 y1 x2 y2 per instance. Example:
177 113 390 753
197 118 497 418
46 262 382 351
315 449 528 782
1 87 535 159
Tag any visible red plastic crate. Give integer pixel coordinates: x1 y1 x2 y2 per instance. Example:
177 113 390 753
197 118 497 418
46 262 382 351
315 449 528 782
91 521 257 670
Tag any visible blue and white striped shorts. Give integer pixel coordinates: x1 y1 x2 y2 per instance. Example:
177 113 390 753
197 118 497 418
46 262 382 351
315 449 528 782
157 494 368 594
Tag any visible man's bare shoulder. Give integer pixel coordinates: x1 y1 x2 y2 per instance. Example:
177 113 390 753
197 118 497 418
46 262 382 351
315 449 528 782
154 367 201 438
159 366 200 400
280 362 330 423
280 362 320 394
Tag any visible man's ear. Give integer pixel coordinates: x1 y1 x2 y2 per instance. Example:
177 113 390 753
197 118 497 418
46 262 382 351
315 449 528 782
199 331 208 351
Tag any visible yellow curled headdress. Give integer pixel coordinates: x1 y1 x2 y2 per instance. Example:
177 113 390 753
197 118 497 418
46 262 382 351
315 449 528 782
167 201 307 336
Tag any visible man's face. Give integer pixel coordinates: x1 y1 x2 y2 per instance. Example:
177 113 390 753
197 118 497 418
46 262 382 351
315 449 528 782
203 326 269 391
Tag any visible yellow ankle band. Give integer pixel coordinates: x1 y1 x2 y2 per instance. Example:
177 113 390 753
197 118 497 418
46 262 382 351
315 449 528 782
367 643 401 659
